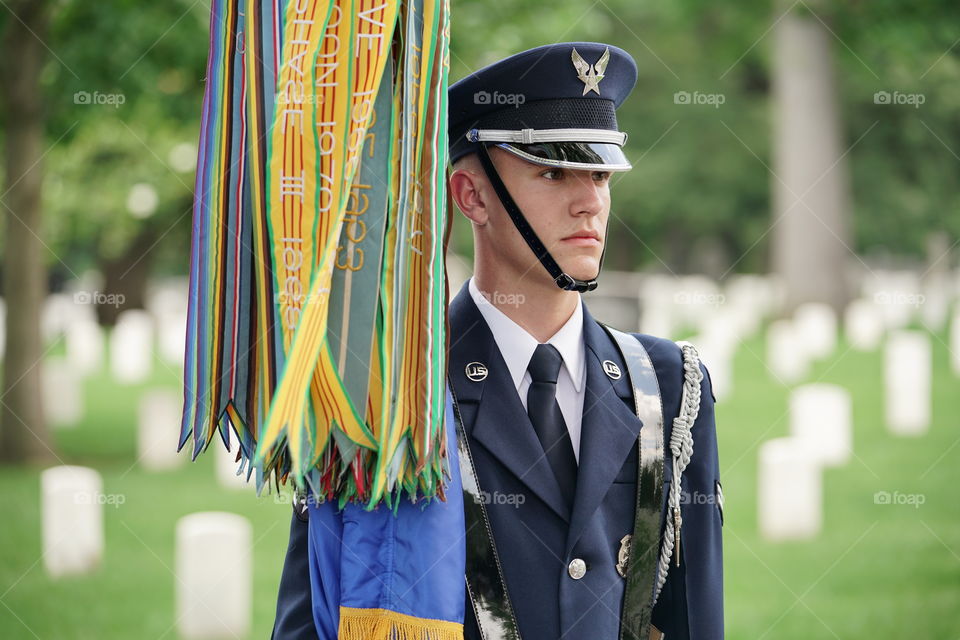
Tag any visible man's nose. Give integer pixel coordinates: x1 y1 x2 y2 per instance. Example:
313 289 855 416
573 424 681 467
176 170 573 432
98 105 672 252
570 176 606 216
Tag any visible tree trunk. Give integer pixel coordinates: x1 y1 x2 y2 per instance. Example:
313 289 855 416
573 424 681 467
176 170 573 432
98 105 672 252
770 2 853 314
0 0 56 464
97 225 156 327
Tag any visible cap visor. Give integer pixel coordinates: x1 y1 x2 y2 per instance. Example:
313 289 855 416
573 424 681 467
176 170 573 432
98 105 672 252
497 141 632 171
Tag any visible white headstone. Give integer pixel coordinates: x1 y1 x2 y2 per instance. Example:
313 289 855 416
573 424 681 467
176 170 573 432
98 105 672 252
110 310 153 384
639 276 676 338
42 294 75 343
758 437 822 541
720 288 763 341
951 311 960 377
66 319 105 376
690 334 733 402
144 278 189 319
672 275 722 333
41 466 104 578
146 280 189 369
582 294 640 332
766 319 809 384
866 271 921 330
844 299 884 351
917 268 950 332
725 274 776 327
639 305 673 340
789 384 852 466
216 440 253 491
919 283 949 332
42 359 83 428
157 311 187 366
884 331 932 436
793 303 837 360
138 390 186 471
175 512 252 639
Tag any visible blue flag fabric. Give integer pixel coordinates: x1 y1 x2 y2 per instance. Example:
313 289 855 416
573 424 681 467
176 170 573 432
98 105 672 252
307 387 466 638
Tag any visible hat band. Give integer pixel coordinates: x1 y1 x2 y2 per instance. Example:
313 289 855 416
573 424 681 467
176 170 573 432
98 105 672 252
467 127 627 146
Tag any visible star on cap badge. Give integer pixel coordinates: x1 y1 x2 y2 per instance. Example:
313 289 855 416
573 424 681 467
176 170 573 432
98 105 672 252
571 47 610 96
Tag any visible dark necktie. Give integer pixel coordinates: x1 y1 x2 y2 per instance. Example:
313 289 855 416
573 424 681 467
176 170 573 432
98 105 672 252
526 343 578 510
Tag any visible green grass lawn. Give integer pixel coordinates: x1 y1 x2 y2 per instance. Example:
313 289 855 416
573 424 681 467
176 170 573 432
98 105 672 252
1 327 958 639
719 329 960 639
0 356 293 639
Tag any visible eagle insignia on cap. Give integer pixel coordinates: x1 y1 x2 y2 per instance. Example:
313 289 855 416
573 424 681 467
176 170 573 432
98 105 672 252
571 47 610 96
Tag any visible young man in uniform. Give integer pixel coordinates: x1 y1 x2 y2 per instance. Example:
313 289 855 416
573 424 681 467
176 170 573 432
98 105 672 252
272 42 724 640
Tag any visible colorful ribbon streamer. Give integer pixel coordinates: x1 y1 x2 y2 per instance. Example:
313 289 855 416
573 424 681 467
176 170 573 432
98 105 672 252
180 0 451 507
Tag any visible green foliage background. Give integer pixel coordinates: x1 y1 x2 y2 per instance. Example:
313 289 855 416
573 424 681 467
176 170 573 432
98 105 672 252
1 0 956 281
448 0 960 273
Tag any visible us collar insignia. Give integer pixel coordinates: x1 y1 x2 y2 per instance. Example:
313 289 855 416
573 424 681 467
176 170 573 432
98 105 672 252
465 362 488 382
571 47 611 96
602 360 622 380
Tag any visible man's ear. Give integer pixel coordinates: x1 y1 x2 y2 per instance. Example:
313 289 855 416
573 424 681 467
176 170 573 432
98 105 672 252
448 166 489 226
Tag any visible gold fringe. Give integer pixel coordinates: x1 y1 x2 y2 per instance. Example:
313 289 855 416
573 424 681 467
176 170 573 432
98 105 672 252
339 607 464 640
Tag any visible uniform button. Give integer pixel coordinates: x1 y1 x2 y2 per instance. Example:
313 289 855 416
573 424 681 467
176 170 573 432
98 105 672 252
567 558 587 580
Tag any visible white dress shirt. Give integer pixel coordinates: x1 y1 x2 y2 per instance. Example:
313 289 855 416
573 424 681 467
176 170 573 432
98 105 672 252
468 277 586 463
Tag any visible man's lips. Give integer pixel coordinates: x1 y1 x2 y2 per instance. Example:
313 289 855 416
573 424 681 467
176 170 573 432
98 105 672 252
561 231 601 246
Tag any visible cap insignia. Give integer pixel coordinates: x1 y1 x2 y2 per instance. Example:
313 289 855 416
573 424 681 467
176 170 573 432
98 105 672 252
571 46 610 96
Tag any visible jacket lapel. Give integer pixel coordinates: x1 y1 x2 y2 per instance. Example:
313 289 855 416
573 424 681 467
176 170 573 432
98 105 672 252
448 283 570 522
566 306 644 553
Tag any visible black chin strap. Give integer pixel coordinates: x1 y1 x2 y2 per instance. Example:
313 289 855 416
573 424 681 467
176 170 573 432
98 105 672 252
476 145 601 293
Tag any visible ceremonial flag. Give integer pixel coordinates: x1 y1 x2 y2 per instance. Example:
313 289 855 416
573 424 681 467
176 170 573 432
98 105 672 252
180 2 461 635
307 387 465 638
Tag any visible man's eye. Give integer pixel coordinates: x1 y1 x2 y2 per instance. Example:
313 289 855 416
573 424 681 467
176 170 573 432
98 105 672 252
593 171 611 183
541 169 562 180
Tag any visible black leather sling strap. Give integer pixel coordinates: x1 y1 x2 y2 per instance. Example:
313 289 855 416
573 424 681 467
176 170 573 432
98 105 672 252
450 383 522 639
604 326 665 640
451 329 664 640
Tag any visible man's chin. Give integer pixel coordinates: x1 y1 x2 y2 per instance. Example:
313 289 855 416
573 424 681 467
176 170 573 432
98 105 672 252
517 256 601 289
559 261 602 285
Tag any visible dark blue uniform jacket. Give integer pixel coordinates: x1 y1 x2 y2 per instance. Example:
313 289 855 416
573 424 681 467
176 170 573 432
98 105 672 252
271 282 724 639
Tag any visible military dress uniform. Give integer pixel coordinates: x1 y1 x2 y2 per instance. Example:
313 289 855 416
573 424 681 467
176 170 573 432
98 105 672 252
271 42 724 640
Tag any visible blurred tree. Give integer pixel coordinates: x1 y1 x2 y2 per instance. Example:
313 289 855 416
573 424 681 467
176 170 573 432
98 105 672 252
771 0 852 313
0 0 206 464
833 0 960 262
40 0 207 323
1 0 56 463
